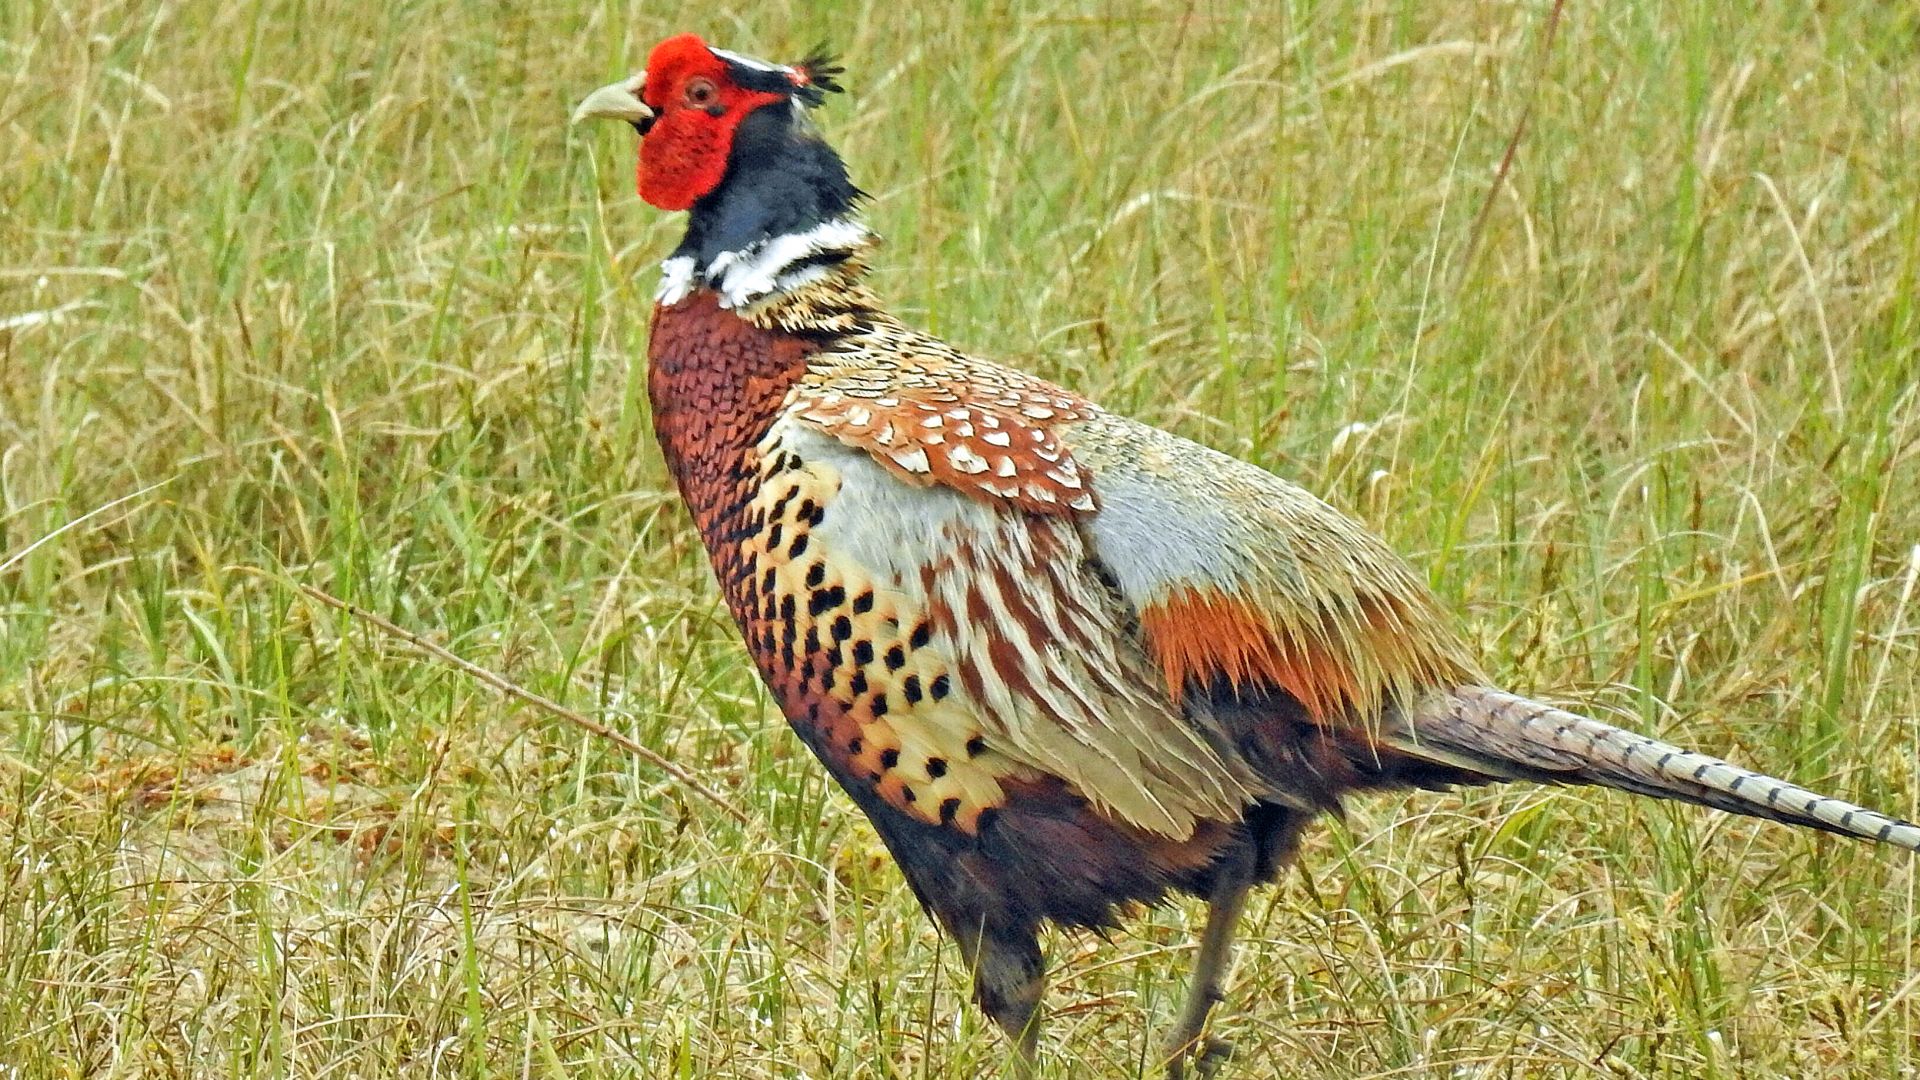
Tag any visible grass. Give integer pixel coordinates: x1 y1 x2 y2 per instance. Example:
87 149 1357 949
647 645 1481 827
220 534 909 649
3 0 1919 1075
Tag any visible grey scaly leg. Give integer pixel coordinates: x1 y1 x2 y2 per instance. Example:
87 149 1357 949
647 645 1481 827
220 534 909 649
1163 866 1253 1080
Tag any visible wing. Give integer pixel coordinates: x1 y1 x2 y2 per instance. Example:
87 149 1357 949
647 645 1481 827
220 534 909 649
782 334 1478 836
778 411 1260 837
771 338 1265 837
1063 412 1478 722
787 332 1099 514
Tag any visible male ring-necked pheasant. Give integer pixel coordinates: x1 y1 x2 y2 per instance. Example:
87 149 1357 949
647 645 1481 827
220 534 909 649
574 34 1919 1076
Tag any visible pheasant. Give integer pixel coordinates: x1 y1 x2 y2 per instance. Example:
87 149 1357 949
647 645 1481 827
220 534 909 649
573 34 1919 1076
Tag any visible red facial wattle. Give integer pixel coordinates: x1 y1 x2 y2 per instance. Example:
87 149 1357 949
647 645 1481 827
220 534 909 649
634 33 790 211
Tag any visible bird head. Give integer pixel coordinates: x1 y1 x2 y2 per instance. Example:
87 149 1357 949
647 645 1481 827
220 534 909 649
573 33 845 212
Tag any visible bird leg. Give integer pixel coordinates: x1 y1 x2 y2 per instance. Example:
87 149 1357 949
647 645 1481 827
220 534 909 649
952 918 1045 1076
1163 865 1254 1080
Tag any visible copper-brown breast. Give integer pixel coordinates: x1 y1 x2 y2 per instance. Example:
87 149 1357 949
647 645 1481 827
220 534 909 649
647 293 1027 832
647 292 815 557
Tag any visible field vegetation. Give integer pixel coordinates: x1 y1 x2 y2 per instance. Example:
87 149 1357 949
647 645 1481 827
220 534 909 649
3 0 1918 1075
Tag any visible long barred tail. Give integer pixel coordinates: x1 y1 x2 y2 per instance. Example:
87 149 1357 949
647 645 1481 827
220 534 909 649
1405 685 1920 852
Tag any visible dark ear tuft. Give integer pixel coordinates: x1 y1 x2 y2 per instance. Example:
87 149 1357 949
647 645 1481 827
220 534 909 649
790 44 846 105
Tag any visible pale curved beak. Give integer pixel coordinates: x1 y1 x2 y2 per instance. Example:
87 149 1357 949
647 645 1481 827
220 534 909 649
572 74 652 126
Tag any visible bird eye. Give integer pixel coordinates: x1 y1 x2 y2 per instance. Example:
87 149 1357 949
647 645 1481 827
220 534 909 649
685 78 717 107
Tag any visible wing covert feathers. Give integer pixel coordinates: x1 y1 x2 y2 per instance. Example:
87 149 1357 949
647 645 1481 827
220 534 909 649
783 421 1259 839
788 325 1101 514
1065 413 1476 720
1407 686 1920 851
916 507 1262 837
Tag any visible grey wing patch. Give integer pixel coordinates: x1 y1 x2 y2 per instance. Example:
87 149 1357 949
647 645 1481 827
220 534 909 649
1065 412 1365 613
1061 411 1479 719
